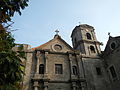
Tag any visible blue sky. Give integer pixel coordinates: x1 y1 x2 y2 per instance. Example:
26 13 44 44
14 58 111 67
12 0 120 50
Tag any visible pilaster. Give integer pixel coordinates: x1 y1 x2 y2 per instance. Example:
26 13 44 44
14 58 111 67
68 53 73 75
36 51 41 74
45 51 49 74
76 54 84 78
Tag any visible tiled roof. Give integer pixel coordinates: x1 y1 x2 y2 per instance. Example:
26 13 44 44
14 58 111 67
32 39 53 50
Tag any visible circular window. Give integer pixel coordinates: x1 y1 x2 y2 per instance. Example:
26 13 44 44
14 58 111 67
54 44 62 51
110 42 116 50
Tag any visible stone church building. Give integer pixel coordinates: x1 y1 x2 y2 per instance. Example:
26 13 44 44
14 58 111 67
18 24 120 90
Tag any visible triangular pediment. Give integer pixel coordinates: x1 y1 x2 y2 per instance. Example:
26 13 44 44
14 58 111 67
32 35 74 52
104 36 120 55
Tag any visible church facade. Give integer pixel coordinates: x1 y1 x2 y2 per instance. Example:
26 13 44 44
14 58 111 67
19 24 120 90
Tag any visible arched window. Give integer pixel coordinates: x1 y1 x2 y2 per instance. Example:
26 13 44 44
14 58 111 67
74 38 77 42
109 66 117 79
74 38 77 45
90 46 96 53
72 66 77 75
73 38 77 47
39 64 44 74
86 33 92 40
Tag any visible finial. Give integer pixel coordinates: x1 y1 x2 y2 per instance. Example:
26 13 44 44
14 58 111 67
55 29 59 35
108 32 110 36
79 22 81 25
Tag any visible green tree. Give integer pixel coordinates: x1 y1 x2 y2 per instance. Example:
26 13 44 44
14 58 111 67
0 25 26 90
0 0 29 89
0 0 29 23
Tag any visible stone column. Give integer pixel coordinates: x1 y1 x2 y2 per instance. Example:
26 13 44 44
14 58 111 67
80 82 86 90
33 81 39 90
36 51 41 74
72 82 76 90
44 82 48 90
73 87 76 90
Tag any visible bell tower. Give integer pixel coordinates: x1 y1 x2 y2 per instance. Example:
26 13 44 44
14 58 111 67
71 24 102 56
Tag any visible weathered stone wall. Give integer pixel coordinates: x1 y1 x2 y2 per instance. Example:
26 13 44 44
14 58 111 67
21 24 118 90
104 46 120 90
45 53 70 81
82 57 111 90
23 51 34 90
48 83 71 90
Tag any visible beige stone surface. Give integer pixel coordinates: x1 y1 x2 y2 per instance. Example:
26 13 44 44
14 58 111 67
20 24 120 90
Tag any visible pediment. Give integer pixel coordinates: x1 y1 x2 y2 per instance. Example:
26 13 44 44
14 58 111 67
33 35 74 52
104 36 120 54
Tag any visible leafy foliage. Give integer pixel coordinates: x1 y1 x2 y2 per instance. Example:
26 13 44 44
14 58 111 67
0 25 26 90
0 0 29 89
0 0 29 23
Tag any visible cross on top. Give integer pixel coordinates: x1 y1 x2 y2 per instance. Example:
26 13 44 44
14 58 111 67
55 30 59 35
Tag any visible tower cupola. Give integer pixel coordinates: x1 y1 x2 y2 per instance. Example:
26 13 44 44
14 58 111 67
71 24 102 56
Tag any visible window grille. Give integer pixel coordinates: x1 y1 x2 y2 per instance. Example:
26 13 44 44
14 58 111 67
55 64 63 74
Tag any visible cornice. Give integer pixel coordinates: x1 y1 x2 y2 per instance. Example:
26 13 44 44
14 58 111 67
74 39 102 49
